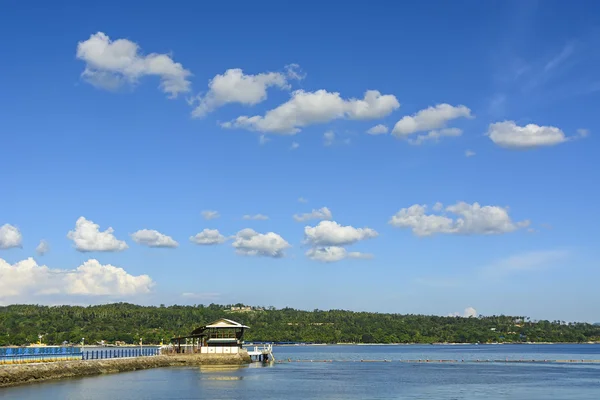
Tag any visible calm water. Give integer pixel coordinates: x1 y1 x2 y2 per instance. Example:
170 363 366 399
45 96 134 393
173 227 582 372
2 345 600 399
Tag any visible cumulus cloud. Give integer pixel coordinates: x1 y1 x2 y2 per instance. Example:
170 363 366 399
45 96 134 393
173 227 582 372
190 229 227 245
36 240 50 255
290 142 300 150
293 207 333 222
201 210 220 220
323 131 335 146
76 32 191 98
392 104 472 137
408 128 463 145
304 220 378 247
131 229 178 248
191 66 303 117
449 307 478 318
242 214 269 220
232 228 290 258
366 124 389 135
306 246 373 263
389 202 530 236
0 258 154 300
0 224 22 249
222 89 400 134
67 217 128 252
465 149 476 157
486 121 577 149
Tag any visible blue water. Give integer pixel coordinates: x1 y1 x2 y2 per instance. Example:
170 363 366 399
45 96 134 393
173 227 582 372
2 345 600 399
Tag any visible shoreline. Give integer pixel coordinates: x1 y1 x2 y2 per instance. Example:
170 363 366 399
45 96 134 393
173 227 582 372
0 353 251 389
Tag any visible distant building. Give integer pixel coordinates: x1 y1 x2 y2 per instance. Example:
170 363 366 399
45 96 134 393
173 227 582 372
170 318 249 355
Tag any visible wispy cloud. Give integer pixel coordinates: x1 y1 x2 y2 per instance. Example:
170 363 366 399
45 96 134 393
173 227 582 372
482 249 569 278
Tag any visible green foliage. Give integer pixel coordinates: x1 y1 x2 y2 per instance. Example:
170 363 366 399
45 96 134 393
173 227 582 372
0 303 598 346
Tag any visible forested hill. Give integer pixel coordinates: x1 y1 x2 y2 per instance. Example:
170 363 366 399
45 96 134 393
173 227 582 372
1 303 599 346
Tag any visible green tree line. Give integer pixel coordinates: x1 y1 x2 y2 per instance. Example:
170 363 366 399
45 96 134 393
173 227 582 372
1 303 599 346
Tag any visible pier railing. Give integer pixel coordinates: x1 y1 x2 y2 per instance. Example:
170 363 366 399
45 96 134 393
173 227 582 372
0 347 161 365
81 347 160 360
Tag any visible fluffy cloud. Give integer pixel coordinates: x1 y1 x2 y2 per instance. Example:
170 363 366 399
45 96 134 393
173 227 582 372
293 207 333 222
191 66 303 117
232 228 290 258
306 246 373 263
131 229 178 248
389 202 530 236
36 240 50 255
222 89 400 134
242 214 269 220
392 104 472 137
0 258 154 300
366 124 389 135
0 224 22 249
67 217 128 252
76 32 191 98
487 121 571 149
304 221 378 247
449 307 478 318
465 150 476 157
201 210 220 220
323 131 335 146
408 128 462 145
190 229 227 245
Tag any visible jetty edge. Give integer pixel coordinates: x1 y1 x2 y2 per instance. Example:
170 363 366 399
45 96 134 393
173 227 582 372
0 352 251 388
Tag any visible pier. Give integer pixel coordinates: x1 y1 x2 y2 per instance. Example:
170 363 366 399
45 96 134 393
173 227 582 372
246 344 274 362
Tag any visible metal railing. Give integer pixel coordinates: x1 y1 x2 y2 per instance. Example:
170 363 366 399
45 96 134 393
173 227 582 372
0 348 161 365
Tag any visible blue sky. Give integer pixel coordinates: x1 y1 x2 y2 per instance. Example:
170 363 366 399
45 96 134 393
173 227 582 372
1 0 599 321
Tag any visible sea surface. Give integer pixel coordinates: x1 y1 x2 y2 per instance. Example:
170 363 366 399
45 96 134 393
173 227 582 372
2 344 600 399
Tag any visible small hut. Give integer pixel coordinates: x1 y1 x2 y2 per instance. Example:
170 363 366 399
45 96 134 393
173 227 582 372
170 318 249 354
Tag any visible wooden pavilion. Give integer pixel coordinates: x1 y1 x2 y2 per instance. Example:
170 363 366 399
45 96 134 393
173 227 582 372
170 318 249 354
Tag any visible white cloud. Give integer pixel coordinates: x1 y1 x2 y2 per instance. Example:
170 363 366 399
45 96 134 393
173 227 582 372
0 224 22 249
290 141 300 150
242 214 269 220
449 307 478 318
181 292 220 301
259 135 270 145
483 250 569 277
298 197 308 203
67 217 128 252
222 89 400 134
432 202 444 212
191 67 301 117
306 246 373 263
232 228 290 258
486 121 573 149
190 229 227 245
408 128 462 145
131 229 178 248
0 258 154 300
465 149 476 157
323 131 335 146
293 207 333 222
36 240 50 255
392 104 472 137
366 124 389 135
201 210 220 220
389 202 530 236
304 220 378 247
76 32 191 98
577 128 590 138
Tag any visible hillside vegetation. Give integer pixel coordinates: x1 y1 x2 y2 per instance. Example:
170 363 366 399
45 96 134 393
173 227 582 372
1 303 599 346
